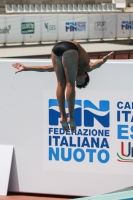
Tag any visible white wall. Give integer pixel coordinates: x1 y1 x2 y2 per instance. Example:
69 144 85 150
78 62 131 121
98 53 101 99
0 59 133 196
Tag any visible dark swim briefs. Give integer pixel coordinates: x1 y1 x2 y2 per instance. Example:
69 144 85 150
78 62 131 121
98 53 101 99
52 41 78 58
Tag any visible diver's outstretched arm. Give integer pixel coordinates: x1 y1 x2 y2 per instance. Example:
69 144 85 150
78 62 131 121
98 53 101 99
88 51 114 72
12 62 54 74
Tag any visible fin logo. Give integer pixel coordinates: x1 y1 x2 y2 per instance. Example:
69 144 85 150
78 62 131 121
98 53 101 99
66 22 86 32
84 100 110 127
49 99 110 127
49 99 82 126
66 22 77 32
121 21 133 30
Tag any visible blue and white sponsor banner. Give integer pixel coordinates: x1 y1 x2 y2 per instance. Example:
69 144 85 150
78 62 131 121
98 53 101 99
103 14 116 39
6 15 23 43
44 90 133 175
2 13 133 43
73 14 88 40
41 14 57 41
23 14 41 43
88 14 103 39
0 15 6 44
57 14 74 40
117 13 131 38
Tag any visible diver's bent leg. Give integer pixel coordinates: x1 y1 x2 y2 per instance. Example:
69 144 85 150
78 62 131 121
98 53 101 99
66 82 75 120
56 83 66 122
51 52 68 131
62 50 78 131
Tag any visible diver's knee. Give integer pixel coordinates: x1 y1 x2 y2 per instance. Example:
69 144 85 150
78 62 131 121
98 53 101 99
57 82 66 89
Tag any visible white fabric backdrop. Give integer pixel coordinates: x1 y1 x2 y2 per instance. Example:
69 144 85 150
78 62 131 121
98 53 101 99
1 13 133 44
117 13 130 38
129 13 133 37
0 15 6 44
103 14 117 39
57 14 74 40
23 14 41 43
73 14 88 40
88 14 103 39
6 15 23 43
41 14 58 41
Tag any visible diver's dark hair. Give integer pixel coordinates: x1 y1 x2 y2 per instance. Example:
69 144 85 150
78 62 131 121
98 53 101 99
76 71 90 89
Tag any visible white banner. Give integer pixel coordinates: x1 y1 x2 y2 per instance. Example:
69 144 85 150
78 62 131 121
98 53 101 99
0 15 6 44
0 60 133 196
129 13 133 37
23 14 41 43
88 14 103 39
41 14 58 41
6 15 23 43
57 14 74 40
103 14 117 39
117 13 130 38
1 14 133 42
73 14 88 40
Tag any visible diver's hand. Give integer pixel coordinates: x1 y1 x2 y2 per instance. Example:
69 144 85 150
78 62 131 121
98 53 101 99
102 52 114 63
12 63 26 74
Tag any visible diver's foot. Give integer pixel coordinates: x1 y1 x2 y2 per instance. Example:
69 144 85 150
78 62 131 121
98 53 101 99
67 119 76 132
60 120 69 132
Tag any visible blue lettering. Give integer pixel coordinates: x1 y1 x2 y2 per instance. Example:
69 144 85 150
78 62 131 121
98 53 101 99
91 138 99 148
49 136 52 146
122 111 131 122
73 148 85 162
117 111 120 121
70 137 76 147
60 136 68 146
117 102 123 109
81 137 90 147
130 126 133 139
77 137 80 147
66 23 69 31
77 129 82 135
66 129 71 135
98 150 110 163
83 129 88 136
105 130 110 136
60 128 65 135
49 147 59 160
86 149 96 162
70 25 74 31
71 130 77 135
125 102 131 109
101 138 109 148
61 148 71 161
53 136 60 146
91 129 97 136
54 128 59 134
49 147 110 163
118 125 129 139
98 129 104 136
49 128 53 134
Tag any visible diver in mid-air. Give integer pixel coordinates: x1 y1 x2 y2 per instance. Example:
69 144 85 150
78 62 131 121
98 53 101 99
12 40 113 132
